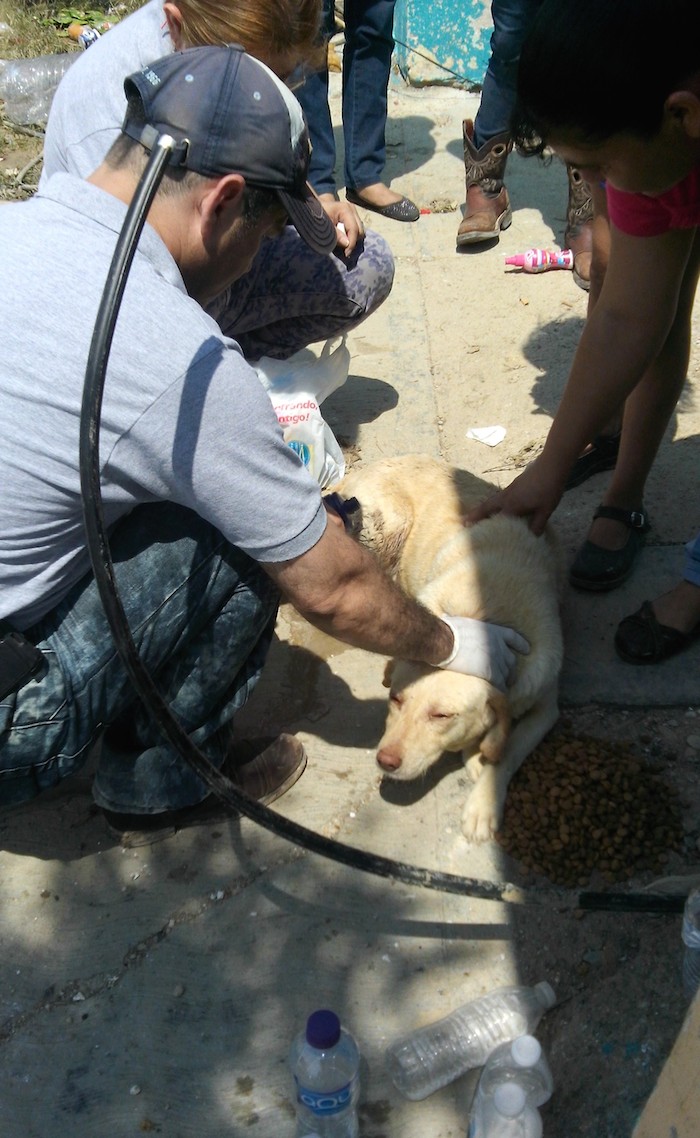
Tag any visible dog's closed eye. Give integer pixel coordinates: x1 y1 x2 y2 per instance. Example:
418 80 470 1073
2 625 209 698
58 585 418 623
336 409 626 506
429 710 456 720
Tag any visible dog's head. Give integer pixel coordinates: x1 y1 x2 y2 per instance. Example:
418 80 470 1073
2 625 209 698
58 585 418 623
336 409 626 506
376 659 511 780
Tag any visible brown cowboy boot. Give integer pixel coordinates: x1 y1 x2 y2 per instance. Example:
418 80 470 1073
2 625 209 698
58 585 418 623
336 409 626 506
456 120 513 246
565 163 594 290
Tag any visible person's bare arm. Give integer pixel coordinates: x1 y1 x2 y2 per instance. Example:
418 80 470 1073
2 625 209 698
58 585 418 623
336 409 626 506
263 513 454 665
263 509 529 688
467 223 696 533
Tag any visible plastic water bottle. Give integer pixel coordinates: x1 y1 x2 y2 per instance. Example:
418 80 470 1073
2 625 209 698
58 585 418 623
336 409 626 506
476 1034 553 1107
386 981 556 1101
504 249 574 273
681 886 700 998
0 53 76 124
289 1009 361 1137
468 1082 543 1138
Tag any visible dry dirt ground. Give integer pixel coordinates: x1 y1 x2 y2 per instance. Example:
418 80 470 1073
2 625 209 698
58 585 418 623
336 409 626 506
0 2 132 196
0 110 45 198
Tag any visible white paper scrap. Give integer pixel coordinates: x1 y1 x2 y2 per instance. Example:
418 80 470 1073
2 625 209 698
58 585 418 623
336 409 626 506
466 425 507 447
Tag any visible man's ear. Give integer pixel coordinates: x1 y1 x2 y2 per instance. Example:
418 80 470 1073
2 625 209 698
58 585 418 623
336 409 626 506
199 174 246 244
162 3 184 50
665 90 700 140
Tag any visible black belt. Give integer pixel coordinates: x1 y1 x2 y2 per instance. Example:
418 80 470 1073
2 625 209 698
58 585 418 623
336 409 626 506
0 619 46 700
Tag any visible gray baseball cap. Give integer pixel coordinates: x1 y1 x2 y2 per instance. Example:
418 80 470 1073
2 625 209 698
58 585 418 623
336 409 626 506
122 45 337 255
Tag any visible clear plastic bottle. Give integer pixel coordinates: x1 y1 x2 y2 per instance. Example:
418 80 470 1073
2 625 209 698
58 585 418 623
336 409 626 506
476 1034 553 1108
468 1082 543 1138
0 53 76 125
681 886 700 998
289 1009 361 1138
386 981 556 1101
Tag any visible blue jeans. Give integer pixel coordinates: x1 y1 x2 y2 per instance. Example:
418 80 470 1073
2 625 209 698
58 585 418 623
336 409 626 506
0 504 278 814
473 0 543 147
296 0 398 194
685 533 700 587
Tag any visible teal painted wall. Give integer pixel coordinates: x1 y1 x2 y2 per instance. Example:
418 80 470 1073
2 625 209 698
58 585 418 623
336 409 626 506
393 0 494 88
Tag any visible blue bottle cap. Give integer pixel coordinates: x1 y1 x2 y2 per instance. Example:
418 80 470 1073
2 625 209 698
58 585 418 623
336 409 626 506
306 1009 341 1049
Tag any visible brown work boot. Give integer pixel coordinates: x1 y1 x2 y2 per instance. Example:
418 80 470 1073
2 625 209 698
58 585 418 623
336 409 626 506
565 163 594 290
231 735 307 803
102 734 307 846
456 120 513 246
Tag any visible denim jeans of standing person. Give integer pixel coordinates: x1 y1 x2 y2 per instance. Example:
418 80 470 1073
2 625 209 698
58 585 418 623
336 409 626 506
473 0 542 147
296 0 398 194
0 504 278 815
463 0 594 286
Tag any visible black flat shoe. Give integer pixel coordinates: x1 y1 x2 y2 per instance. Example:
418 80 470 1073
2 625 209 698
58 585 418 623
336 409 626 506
569 505 650 592
346 188 420 222
564 431 621 490
615 600 699 664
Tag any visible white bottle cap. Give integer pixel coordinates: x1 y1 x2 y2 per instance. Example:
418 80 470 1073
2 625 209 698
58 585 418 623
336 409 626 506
494 1082 527 1117
534 980 556 1008
511 1034 542 1067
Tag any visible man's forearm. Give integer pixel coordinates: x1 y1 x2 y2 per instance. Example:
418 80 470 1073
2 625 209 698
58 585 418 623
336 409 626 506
266 512 528 688
265 526 454 666
304 568 453 666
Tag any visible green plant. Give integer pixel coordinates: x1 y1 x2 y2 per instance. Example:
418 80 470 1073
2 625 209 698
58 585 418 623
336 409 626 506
45 6 116 33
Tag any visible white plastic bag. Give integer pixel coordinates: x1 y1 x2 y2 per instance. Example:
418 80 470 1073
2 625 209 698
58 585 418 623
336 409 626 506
254 336 350 403
272 393 346 487
254 337 350 487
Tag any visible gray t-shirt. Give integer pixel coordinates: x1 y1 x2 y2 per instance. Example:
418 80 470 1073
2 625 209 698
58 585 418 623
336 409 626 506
41 0 171 185
0 174 326 629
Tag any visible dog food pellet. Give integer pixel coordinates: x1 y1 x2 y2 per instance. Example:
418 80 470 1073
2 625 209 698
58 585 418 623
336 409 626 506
496 733 683 888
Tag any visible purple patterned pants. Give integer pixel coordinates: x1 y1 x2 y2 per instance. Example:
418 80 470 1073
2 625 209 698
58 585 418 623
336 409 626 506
208 224 395 361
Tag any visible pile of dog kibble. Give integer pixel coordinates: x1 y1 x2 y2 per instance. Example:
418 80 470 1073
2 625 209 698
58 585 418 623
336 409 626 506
496 733 684 888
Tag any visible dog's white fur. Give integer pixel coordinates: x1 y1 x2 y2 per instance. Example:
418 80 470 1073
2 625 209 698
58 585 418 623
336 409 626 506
331 455 563 842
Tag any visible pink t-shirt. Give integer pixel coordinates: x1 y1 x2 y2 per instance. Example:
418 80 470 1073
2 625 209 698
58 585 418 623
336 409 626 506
606 164 700 237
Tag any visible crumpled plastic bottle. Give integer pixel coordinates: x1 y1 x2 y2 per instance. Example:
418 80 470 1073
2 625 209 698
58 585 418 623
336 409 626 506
0 52 77 125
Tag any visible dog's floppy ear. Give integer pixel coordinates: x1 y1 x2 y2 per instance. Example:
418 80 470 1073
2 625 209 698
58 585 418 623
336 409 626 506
479 689 511 763
382 659 395 688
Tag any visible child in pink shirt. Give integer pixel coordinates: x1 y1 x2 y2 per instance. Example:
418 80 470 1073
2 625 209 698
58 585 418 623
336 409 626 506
470 0 700 664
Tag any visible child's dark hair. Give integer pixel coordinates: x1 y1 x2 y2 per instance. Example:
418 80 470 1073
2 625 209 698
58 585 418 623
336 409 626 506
512 0 700 152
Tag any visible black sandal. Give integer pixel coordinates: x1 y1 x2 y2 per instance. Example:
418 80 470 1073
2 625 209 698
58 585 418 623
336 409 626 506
569 505 650 592
565 431 621 490
615 600 696 664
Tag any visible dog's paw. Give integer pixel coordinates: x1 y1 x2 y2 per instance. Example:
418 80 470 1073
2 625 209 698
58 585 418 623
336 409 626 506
460 777 503 843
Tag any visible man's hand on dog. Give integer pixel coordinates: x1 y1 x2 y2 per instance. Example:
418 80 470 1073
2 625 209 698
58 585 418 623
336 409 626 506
438 614 530 691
